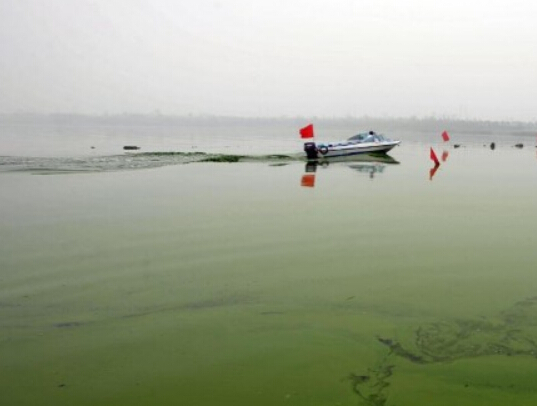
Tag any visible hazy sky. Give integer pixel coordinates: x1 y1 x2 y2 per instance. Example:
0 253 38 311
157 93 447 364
1 0 537 120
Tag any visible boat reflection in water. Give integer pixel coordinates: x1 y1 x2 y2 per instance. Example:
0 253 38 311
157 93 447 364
301 153 399 187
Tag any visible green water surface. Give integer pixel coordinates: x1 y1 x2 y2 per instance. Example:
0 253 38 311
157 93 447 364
2 144 537 405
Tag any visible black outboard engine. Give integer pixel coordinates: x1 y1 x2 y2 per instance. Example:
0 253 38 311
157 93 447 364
304 142 318 160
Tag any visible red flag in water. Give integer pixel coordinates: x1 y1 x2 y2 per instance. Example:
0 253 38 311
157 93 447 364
429 164 440 180
301 174 315 187
441 150 449 162
300 124 314 139
430 147 440 166
441 131 450 142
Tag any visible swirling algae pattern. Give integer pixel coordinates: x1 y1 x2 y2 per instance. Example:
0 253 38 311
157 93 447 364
349 297 537 405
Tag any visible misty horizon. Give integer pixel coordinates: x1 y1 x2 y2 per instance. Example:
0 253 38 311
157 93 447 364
3 111 537 135
2 1 537 121
2 111 537 123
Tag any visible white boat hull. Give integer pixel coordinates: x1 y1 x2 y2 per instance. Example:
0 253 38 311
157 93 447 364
306 140 400 159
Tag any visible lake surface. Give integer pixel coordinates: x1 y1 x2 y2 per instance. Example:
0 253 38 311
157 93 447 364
2 119 537 405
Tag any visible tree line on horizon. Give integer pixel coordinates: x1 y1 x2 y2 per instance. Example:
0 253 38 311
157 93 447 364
1 112 536 134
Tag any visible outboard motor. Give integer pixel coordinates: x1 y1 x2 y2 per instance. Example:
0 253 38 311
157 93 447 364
304 142 318 160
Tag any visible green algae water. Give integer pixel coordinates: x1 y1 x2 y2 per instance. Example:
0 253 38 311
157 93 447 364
2 139 537 405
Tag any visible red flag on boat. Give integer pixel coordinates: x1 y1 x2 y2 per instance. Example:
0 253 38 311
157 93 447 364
430 147 440 166
441 131 450 142
301 174 315 187
300 124 314 139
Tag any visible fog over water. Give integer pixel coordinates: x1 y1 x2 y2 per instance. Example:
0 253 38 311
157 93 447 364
1 0 537 121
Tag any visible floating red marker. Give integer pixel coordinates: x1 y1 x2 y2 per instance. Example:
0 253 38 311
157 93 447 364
442 131 450 142
430 147 440 166
442 150 449 162
300 124 314 139
301 174 315 187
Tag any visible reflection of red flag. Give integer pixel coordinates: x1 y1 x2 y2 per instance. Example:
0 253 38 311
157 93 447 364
442 150 449 162
301 174 315 187
430 147 440 166
429 164 439 180
300 124 314 139
441 131 450 142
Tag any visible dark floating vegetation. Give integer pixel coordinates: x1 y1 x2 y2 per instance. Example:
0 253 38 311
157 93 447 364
134 151 207 157
197 153 295 163
378 296 537 364
109 151 297 163
136 151 247 163
0 152 299 174
377 337 426 364
199 154 244 163
350 297 537 405
349 361 394 406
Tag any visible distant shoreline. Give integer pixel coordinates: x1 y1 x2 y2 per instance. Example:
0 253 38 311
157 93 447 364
1 113 537 134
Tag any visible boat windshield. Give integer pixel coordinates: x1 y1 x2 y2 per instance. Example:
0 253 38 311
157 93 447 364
348 132 387 143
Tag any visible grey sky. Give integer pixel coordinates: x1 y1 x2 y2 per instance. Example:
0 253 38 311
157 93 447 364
1 0 536 120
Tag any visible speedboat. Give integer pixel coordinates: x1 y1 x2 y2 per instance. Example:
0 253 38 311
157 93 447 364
303 131 400 160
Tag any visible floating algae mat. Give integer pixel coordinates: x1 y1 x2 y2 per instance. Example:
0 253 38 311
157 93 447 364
2 144 537 406
349 297 537 406
382 296 537 364
0 152 298 173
